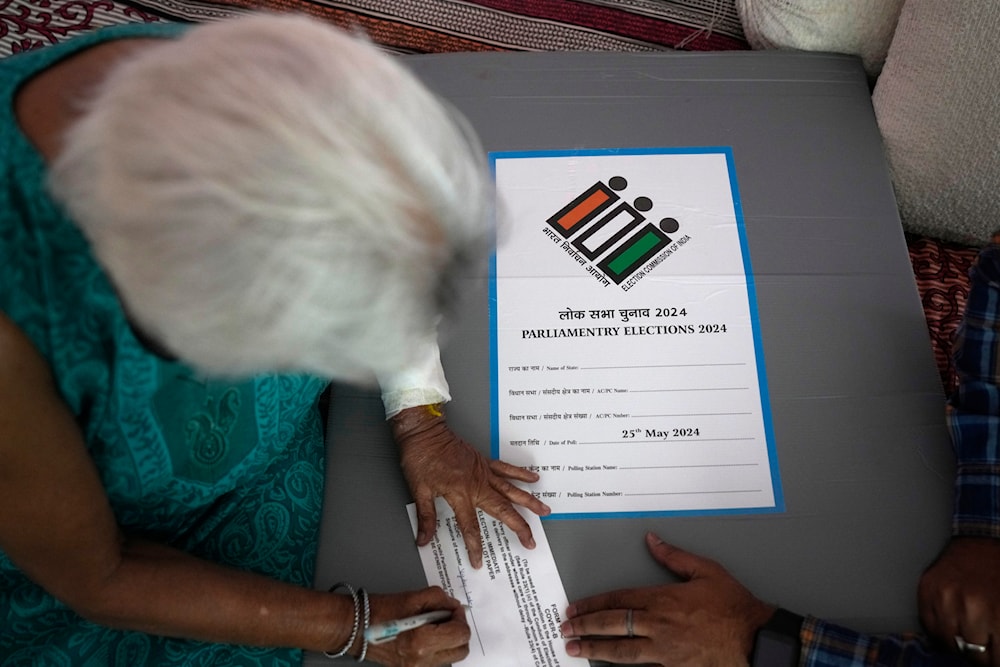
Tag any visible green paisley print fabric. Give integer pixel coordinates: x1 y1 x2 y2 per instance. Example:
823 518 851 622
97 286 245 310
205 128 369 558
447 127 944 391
0 23 329 666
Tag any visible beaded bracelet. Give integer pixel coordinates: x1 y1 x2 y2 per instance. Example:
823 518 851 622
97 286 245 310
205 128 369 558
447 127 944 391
356 587 371 663
324 582 360 659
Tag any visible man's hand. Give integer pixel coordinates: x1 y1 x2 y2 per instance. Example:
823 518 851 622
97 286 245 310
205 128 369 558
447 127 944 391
561 533 775 667
919 537 1000 666
390 406 550 569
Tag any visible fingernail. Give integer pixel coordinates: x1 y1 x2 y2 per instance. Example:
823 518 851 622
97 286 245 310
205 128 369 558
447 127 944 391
565 604 576 617
565 640 581 656
646 531 662 545
560 621 571 637
527 537 536 549
417 531 427 543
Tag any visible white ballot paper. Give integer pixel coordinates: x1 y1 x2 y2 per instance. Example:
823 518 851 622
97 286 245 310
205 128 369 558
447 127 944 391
490 148 782 518
406 499 588 667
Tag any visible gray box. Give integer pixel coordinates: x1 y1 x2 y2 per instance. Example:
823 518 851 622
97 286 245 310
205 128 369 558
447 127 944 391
307 50 953 666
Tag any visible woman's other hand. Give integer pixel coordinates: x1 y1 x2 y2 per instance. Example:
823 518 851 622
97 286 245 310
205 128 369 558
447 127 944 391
390 405 551 569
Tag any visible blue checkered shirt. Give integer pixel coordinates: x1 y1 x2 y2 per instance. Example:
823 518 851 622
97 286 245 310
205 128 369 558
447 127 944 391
799 240 1000 666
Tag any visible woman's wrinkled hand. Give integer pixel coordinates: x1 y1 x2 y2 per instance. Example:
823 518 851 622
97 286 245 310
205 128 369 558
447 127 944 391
390 406 550 569
361 587 469 667
561 533 775 667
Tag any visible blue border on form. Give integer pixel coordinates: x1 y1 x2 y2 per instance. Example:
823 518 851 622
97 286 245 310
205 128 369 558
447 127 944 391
488 146 784 520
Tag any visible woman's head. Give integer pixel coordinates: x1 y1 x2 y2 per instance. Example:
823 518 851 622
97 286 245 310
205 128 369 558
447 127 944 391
49 13 491 383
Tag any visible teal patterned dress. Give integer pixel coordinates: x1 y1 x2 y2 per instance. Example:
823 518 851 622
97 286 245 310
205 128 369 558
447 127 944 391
0 24 330 666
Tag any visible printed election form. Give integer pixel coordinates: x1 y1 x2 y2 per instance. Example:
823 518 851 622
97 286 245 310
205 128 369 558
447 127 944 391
490 148 782 518
406 499 588 667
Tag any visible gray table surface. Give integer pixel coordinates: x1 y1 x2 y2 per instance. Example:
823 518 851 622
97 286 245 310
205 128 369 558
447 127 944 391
305 50 954 666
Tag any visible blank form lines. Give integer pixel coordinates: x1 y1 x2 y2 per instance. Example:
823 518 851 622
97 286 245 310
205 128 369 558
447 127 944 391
618 463 759 470
624 489 762 497
629 387 748 393
632 411 752 418
579 437 756 445
579 363 747 370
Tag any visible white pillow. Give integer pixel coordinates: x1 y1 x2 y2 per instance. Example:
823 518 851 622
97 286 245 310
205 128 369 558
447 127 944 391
873 0 1000 245
737 0 905 78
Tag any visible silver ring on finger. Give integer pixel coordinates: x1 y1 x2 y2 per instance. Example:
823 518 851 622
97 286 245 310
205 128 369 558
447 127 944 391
956 635 988 654
625 608 635 638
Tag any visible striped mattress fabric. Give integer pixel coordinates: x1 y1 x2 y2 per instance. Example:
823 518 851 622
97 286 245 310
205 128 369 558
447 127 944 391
0 0 748 55
191 0 749 52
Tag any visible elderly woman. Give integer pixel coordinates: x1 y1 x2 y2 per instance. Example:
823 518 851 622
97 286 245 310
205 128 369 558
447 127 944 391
0 13 548 666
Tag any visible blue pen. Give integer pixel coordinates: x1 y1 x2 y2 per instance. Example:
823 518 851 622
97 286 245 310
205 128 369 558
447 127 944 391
365 609 454 645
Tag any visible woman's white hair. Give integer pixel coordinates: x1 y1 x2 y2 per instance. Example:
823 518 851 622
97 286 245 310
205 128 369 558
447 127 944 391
49 13 490 383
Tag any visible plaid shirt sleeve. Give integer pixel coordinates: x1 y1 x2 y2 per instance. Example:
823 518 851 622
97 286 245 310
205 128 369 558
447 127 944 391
945 238 1000 538
800 617 968 667
796 239 1000 666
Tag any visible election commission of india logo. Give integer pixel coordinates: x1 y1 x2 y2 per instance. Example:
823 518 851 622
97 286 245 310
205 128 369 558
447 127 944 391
544 175 690 290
